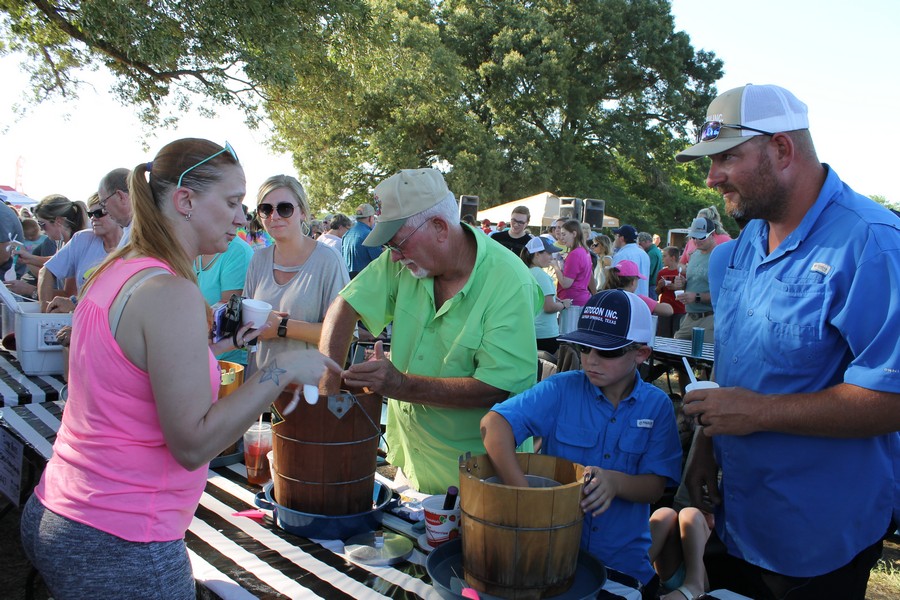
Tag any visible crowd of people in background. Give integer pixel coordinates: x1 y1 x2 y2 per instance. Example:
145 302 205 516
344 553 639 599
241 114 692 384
6 82 899 600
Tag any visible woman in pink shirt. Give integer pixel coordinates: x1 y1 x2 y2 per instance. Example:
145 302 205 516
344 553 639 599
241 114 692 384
552 219 594 334
20 138 339 599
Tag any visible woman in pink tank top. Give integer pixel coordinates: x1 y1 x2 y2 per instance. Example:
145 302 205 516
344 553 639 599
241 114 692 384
20 138 340 599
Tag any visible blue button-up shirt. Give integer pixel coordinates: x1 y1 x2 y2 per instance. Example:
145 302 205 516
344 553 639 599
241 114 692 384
492 370 681 584
711 165 900 576
342 221 382 275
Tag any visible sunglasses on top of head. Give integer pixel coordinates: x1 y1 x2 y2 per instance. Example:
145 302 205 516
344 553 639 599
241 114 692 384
256 202 297 219
176 141 239 188
574 343 638 359
698 121 774 144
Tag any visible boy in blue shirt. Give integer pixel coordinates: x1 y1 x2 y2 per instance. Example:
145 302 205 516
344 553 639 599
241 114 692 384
481 289 682 586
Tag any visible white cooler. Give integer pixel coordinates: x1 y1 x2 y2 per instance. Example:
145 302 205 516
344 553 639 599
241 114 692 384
0 287 71 376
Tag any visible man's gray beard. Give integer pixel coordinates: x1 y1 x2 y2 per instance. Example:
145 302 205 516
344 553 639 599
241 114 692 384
400 260 430 279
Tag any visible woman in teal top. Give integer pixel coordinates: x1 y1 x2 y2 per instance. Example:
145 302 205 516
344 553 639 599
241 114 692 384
195 235 254 364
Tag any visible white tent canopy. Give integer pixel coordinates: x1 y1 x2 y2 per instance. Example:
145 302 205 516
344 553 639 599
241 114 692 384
476 192 619 229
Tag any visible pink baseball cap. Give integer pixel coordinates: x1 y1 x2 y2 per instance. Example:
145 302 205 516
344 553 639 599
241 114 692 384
611 259 647 279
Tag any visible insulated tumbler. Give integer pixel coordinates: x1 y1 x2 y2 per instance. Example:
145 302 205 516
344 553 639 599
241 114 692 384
691 327 704 357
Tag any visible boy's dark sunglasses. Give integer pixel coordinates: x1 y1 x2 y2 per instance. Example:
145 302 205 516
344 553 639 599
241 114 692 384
699 121 774 143
574 343 636 359
87 207 108 219
257 202 296 219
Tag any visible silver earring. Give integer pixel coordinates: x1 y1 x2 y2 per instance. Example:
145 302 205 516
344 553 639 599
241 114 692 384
185 212 192 221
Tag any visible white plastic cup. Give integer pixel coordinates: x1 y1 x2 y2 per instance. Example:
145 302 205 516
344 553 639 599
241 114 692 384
685 380 719 394
674 290 685 300
241 299 272 329
422 494 461 547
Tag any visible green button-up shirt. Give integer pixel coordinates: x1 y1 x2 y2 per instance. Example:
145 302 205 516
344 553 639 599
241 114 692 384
341 225 541 493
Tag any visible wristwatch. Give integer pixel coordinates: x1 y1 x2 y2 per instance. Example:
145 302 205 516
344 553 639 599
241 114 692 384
277 316 289 338
695 293 701 303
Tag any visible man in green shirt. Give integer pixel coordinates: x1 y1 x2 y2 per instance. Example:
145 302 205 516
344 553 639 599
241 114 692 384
320 169 541 494
638 231 663 290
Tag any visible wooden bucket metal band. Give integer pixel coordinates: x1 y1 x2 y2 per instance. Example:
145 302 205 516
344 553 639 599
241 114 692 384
273 431 381 446
460 509 583 531
274 471 376 486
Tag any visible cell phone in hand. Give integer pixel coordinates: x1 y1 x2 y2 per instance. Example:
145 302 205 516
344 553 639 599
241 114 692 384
212 294 243 343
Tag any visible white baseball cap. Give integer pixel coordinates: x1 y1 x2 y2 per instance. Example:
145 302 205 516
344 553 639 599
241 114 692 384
676 84 809 163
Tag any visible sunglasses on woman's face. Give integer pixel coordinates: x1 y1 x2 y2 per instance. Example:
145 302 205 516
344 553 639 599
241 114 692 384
257 202 297 219
88 207 108 219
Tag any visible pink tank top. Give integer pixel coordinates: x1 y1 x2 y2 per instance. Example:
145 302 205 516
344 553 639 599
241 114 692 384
36 257 220 542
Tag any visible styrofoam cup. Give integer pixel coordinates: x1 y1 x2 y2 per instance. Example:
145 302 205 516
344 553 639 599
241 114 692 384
674 290 685 299
241 299 272 329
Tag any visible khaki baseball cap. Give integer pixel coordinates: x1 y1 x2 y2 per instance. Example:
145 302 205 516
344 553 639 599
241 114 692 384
355 203 375 218
363 169 452 247
676 84 809 163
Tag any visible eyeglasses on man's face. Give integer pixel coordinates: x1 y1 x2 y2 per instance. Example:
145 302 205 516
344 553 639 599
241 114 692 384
99 190 117 210
698 121 774 144
384 219 428 254
257 201 297 219
176 141 239 188
510 217 528 227
87 207 108 220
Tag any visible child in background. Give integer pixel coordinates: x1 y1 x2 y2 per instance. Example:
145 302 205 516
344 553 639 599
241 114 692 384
656 247 686 337
481 290 682 586
20 218 47 252
649 506 714 600
604 259 673 318
520 236 571 355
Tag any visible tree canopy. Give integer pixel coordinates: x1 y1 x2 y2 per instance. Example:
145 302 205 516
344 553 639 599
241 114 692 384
1 0 728 234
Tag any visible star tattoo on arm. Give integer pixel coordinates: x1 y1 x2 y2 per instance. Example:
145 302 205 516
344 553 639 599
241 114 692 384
259 361 287 386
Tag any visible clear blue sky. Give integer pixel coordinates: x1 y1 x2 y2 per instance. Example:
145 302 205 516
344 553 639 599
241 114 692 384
1 0 898 205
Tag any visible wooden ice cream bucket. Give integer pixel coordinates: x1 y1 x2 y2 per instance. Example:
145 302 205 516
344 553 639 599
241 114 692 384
271 387 382 515
459 453 585 599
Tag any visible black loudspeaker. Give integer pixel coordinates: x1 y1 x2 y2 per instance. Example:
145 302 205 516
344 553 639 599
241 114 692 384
583 198 606 229
558 197 583 221
459 195 479 221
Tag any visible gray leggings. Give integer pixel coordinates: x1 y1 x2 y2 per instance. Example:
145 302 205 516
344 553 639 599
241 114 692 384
20 495 195 600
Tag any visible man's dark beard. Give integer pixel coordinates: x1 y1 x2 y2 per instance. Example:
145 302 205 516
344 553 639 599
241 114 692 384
725 147 789 223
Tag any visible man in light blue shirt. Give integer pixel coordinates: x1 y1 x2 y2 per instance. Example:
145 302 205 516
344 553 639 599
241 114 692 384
342 203 382 278
611 224 650 296
677 83 900 599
